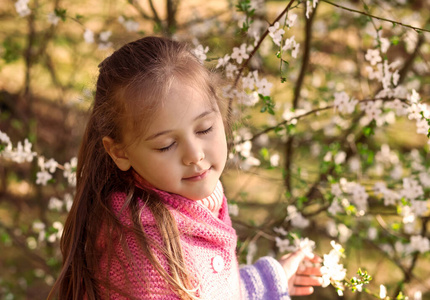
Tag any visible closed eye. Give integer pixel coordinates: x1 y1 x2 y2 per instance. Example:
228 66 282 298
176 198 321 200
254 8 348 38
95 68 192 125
156 142 175 152
197 126 213 135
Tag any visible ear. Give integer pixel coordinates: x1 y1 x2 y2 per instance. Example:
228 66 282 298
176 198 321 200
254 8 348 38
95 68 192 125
102 136 131 171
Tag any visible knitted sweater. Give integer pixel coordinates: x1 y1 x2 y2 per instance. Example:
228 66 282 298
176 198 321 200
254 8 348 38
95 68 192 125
97 185 290 299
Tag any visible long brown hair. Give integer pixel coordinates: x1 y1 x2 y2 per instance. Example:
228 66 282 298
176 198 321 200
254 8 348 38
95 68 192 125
48 37 229 299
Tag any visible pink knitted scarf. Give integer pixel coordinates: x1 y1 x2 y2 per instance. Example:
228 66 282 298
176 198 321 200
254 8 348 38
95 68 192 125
133 171 224 217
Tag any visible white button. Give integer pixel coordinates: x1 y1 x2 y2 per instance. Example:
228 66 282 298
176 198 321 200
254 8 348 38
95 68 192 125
211 255 224 273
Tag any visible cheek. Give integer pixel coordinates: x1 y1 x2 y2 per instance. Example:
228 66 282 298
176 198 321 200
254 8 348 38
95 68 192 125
215 131 228 162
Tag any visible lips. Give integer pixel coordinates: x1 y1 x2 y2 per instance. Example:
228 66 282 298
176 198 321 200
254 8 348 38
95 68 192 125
183 168 211 181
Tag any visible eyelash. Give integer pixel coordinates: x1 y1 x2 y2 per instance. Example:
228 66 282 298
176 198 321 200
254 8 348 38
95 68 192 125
198 126 213 135
156 126 213 152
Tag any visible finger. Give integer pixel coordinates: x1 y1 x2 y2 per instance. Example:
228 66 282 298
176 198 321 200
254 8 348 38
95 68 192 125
281 249 308 270
303 253 322 264
293 275 323 287
289 286 314 296
281 248 307 262
297 266 323 276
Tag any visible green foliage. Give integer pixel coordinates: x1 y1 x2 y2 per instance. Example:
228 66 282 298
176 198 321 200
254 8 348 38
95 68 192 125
259 94 275 115
2 37 22 63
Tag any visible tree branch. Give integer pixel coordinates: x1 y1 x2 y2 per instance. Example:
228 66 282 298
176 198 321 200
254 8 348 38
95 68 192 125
321 0 430 33
285 3 318 192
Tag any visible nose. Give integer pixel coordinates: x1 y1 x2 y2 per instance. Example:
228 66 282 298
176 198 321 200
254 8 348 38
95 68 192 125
182 140 205 165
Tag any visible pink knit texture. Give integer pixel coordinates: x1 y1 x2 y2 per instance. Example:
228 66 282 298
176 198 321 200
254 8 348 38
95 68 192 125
97 186 242 299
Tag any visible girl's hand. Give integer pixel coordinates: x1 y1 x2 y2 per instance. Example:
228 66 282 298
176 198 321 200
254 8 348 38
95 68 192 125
279 249 323 296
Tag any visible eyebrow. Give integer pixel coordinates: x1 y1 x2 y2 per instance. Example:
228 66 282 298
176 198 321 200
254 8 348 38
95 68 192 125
144 109 215 141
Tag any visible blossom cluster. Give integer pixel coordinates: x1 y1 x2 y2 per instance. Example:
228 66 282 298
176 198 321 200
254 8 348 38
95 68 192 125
329 179 369 215
320 241 347 292
0 130 77 187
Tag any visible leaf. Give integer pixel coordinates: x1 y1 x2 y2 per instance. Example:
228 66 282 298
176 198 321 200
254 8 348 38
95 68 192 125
390 36 400 45
54 8 67 21
260 147 269 160
2 38 22 63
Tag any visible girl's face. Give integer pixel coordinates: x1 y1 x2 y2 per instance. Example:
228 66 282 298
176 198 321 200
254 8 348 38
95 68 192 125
115 80 228 200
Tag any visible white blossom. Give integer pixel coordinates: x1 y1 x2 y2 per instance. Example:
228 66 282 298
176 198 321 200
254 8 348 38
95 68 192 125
64 193 73 212
99 31 112 42
15 0 31 17
98 42 112 51
328 200 343 215
331 183 343 197
286 205 310 228
333 91 357 114
270 153 280 167
416 118 430 135
2 139 36 163
375 144 399 166
282 36 300 58
118 16 139 32
419 172 430 187
306 0 318 19
291 213 310 228
216 54 230 69
400 205 416 224
384 99 408 116
414 291 422 300
48 221 64 243
241 155 261 170
36 171 52 185
0 130 11 145
64 157 77 186
348 156 361 173
231 43 249 64
365 49 382 66
363 101 383 121
44 158 58 173
286 13 297 28
268 22 285 46
400 177 423 201
409 235 430 254
338 224 352 243
334 151 346 165
83 29 94 44
33 221 46 243
273 226 288 236
408 103 422 120
379 37 390 53
192 44 209 63
225 63 238 79
379 284 387 299
275 237 291 253
368 227 378 240
228 203 239 217
238 91 259 107
256 77 273 97
411 200 429 216
48 197 63 211
47 12 60 25
320 241 346 289
390 164 403 180
242 72 256 90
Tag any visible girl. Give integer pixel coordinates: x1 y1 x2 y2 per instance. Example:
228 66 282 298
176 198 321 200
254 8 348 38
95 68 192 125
49 36 322 299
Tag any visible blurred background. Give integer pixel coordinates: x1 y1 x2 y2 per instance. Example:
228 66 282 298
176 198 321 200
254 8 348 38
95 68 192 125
0 0 429 299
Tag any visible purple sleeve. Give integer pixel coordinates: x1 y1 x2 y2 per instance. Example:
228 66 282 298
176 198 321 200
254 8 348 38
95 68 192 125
239 256 291 300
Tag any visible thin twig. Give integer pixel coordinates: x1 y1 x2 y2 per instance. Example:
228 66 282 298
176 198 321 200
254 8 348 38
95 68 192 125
148 0 161 24
321 0 430 33
232 0 297 89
